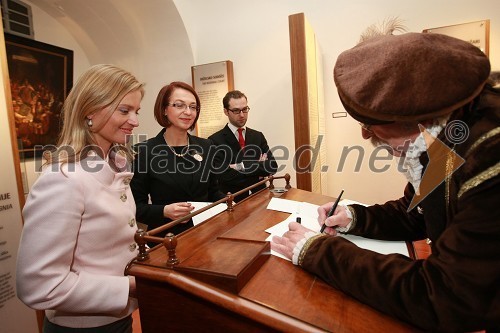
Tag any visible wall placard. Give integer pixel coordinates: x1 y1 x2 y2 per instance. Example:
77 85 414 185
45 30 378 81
191 61 234 138
0 29 39 333
423 19 490 56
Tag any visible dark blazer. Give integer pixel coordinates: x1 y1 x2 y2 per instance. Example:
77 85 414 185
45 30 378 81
208 125 277 201
131 129 225 237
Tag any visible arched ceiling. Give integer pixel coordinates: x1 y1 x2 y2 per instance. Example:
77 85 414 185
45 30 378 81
30 0 195 138
33 0 191 67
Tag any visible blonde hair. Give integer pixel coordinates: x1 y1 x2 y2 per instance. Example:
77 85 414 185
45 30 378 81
46 64 144 165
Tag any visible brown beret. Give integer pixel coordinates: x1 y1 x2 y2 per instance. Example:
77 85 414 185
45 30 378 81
334 33 491 124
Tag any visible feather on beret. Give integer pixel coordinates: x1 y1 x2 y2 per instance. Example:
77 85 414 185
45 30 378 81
334 33 491 124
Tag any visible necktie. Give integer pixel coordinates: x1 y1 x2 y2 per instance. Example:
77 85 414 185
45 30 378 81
237 128 245 149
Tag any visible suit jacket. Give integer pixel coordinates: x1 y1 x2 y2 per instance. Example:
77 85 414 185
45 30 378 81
208 124 278 200
301 86 500 332
131 129 225 237
17 155 137 328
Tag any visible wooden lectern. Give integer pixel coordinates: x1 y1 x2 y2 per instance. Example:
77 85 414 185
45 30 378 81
126 182 422 332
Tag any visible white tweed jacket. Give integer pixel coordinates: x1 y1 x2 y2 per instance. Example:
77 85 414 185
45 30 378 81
16 155 138 328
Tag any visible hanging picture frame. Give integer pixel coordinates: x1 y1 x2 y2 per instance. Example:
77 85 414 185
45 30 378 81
4 33 73 158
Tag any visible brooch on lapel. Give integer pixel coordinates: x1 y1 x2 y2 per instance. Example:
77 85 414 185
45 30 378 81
192 152 203 162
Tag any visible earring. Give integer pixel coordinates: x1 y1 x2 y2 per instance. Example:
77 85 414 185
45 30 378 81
87 118 93 127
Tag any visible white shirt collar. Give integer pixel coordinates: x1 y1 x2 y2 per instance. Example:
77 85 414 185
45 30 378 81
399 117 448 194
227 123 245 138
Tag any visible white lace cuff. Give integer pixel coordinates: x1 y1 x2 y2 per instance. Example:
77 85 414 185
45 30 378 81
335 203 353 233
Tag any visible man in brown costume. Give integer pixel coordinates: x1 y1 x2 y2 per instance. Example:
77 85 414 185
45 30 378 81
272 32 499 332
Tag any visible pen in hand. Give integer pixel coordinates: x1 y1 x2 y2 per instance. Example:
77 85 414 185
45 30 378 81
320 189 344 233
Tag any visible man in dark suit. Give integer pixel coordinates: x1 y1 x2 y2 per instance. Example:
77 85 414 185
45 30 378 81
209 90 277 201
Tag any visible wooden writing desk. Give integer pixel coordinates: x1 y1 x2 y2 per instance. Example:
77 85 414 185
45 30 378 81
126 188 422 332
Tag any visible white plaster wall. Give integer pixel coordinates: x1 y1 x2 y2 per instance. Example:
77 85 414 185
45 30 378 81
18 0 194 191
174 0 500 204
11 0 500 205
0 28 39 333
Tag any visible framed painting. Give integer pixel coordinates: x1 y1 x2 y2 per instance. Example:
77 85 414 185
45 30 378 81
4 33 73 158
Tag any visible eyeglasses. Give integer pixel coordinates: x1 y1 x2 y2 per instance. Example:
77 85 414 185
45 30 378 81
168 102 200 112
226 106 250 115
358 122 373 133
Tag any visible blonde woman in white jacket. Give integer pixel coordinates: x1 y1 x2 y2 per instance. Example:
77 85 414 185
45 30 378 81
16 64 144 332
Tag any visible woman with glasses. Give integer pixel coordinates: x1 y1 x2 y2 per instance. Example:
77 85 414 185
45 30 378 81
131 81 224 238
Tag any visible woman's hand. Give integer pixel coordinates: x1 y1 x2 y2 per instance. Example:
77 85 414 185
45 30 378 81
163 202 194 221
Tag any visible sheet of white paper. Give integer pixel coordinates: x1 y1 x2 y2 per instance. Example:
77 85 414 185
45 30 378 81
340 234 408 256
265 214 293 234
265 219 290 236
266 197 300 214
298 216 320 232
265 213 320 234
188 201 227 226
266 198 408 259
268 232 408 260
297 201 320 219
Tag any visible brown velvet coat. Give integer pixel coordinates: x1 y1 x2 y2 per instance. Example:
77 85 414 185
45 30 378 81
301 86 500 332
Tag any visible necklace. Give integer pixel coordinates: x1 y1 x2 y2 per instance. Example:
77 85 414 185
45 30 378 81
164 132 189 157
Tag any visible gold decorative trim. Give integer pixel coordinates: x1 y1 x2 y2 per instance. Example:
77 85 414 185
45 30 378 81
465 127 500 158
458 162 500 199
445 151 454 212
298 234 325 266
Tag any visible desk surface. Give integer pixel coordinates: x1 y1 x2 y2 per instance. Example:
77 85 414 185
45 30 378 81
127 188 421 332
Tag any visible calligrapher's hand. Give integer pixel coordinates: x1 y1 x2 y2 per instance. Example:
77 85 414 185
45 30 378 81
317 203 351 235
271 222 314 260
163 202 194 221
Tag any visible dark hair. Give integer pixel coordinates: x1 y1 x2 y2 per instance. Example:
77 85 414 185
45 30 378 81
154 81 200 131
222 90 247 109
